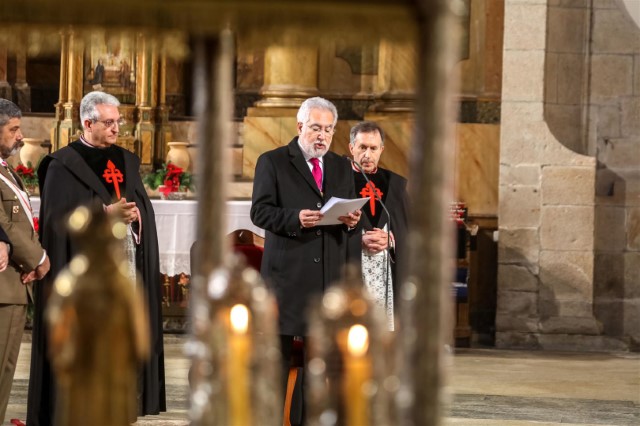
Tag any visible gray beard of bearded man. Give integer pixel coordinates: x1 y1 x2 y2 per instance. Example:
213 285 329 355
0 142 22 159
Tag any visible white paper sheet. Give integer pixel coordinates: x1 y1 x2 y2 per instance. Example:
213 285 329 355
317 196 369 226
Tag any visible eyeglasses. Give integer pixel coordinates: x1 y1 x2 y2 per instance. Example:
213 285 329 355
306 124 335 136
95 118 126 128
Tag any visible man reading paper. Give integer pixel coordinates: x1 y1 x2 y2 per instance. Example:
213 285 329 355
250 97 361 423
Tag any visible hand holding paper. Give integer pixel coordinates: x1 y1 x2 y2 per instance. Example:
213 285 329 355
317 197 368 226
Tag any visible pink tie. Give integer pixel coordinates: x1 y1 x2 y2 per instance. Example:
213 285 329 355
310 158 322 191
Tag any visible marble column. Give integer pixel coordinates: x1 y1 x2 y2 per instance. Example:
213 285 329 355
0 47 12 100
254 45 319 108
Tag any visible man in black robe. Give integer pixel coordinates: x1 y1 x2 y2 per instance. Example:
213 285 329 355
27 91 166 425
347 121 409 330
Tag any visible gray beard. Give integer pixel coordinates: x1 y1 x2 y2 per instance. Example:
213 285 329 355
300 144 326 159
0 146 19 159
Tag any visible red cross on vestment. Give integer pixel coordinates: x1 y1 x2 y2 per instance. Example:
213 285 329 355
102 159 124 199
360 181 383 216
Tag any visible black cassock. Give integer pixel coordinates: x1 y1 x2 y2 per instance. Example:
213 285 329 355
27 141 166 426
348 167 409 308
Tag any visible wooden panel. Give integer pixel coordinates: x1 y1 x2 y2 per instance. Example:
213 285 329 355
455 123 500 216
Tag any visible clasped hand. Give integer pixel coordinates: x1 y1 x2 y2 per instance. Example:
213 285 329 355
21 254 50 284
0 240 50 284
106 198 138 224
362 227 388 254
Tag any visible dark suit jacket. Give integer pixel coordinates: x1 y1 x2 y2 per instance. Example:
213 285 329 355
250 137 356 336
347 168 409 299
0 165 44 305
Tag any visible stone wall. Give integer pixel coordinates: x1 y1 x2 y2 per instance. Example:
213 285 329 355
498 0 639 351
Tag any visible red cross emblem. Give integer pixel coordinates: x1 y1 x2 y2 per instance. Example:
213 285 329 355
360 181 383 216
102 160 124 200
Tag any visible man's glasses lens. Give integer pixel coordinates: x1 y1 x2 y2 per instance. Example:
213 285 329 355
99 118 126 128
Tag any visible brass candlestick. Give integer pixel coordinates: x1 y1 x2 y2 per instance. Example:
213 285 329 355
189 253 282 425
306 265 396 426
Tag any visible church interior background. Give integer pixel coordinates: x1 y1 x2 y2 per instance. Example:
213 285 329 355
0 1 638 423
1 0 638 354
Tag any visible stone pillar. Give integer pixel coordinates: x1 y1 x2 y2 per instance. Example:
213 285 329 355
496 0 625 351
134 33 158 166
369 40 416 112
14 50 30 112
254 45 319 108
0 47 12 100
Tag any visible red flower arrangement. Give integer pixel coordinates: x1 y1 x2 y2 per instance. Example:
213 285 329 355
160 163 186 195
14 163 38 188
143 162 194 197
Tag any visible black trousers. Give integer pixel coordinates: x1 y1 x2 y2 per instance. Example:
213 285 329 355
280 335 305 426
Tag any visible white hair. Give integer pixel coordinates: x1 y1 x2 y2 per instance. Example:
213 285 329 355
80 91 121 127
296 97 338 127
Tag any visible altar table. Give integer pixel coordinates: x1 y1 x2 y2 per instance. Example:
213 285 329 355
30 198 263 276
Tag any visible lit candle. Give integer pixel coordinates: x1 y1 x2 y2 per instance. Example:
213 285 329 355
228 304 252 426
343 324 371 426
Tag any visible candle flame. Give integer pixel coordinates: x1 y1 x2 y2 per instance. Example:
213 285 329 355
230 304 249 334
347 324 369 357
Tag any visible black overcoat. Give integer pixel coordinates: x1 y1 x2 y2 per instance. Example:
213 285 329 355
27 142 166 426
250 138 356 336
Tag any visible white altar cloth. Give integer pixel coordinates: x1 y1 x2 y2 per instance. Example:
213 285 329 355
30 198 263 276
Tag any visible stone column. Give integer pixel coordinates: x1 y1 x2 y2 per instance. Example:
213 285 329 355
0 47 12 100
253 45 319 108
497 0 609 351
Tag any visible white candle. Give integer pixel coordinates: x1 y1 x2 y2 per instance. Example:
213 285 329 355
228 304 251 426
344 324 371 426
